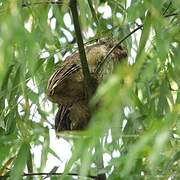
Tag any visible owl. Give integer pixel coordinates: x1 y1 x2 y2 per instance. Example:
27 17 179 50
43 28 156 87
47 40 127 132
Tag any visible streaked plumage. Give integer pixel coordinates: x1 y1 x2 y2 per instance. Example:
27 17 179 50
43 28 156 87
47 40 127 132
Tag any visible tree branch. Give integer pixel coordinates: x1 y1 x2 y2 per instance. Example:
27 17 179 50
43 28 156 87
21 0 66 7
0 172 96 179
70 0 95 100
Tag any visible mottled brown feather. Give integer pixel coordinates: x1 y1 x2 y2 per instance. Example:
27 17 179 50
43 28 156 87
47 41 127 131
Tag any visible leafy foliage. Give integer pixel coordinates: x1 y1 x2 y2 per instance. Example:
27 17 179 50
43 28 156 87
0 0 179 179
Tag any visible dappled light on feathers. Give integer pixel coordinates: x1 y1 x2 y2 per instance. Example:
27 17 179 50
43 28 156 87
47 40 127 132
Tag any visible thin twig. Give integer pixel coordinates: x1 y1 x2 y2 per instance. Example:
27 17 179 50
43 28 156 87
162 1 172 15
164 12 179 18
95 25 143 74
21 0 66 7
0 172 96 179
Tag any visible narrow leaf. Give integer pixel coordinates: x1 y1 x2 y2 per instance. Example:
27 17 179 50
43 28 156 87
10 141 30 180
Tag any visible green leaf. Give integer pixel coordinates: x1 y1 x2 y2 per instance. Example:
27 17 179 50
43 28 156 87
165 151 180 170
48 147 62 162
0 64 14 91
127 1 146 22
40 130 50 171
9 64 22 104
5 111 17 135
43 166 59 179
10 141 30 180
27 149 33 174
135 11 151 62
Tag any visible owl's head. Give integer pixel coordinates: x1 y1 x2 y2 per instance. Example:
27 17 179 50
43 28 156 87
86 40 127 73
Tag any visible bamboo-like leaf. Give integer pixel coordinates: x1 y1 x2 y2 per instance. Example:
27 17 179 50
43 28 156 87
43 166 59 179
10 141 30 180
40 131 50 171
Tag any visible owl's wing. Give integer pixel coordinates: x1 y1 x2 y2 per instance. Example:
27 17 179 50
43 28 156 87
55 104 71 132
48 62 81 96
55 102 90 132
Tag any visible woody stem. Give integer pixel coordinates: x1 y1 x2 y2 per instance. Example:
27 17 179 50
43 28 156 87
70 0 95 101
